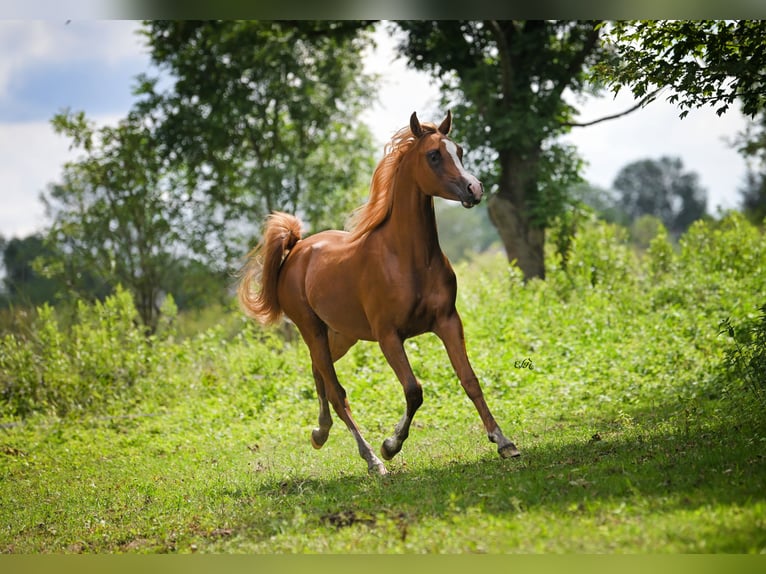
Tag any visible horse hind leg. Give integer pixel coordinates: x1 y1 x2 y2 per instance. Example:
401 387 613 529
310 365 332 449
303 325 387 475
310 331 356 450
323 361 387 475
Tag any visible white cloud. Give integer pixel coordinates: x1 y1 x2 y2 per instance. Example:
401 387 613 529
0 120 67 238
0 21 52 98
0 0 112 20
0 20 145 98
361 24 442 149
0 20 146 238
0 114 125 239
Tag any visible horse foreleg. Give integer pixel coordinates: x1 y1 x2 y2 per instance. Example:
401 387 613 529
434 312 520 459
378 333 423 460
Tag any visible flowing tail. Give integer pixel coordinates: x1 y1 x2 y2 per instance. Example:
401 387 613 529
237 212 302 325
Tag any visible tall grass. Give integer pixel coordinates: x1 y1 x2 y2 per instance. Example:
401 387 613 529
1 212 764 553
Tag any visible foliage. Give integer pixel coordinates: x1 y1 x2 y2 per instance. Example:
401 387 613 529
732 111 766 224
0 288 154 418
739 170 766 226
42 109 208 332
1 214 765 552
38 22 378 329
719 304 766 403
394 20 607 280
597 20 766 119
630 214 665 250
0 234 66 308
552 214 637 293
135 21 378 237
612 156 707 235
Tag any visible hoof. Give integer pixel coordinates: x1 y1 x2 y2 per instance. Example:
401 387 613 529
380 438 401 461
369 461 389 476
499 442 521 459
311 428 328 450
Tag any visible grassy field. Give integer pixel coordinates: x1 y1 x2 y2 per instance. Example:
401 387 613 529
1 213 765 553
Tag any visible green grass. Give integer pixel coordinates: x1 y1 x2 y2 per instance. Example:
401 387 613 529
2 399 763 553
1 213 765 553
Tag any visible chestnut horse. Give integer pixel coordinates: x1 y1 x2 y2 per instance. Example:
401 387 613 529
238 111 519 475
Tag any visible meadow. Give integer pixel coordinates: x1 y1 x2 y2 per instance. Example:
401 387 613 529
1 213 765 554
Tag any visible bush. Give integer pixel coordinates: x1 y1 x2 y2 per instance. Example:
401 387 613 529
0 287 156 418
649 213 766 314
546 215 639 299
2 212 764 428
645 223 675 279
719 303 766 403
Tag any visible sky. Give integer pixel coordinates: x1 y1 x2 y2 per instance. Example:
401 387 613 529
0 20 752 240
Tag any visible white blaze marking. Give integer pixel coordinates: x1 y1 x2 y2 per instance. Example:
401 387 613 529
443 140 471 179
443 139 482 195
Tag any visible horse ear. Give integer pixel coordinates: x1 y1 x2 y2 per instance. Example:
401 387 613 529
410 112 423 138
438 110 452 135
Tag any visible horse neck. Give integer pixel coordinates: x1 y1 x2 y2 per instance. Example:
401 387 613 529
381 169 442 267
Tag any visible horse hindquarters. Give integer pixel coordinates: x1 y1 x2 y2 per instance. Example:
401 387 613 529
277 243 389 475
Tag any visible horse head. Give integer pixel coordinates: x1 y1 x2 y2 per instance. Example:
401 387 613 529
408 111 484 208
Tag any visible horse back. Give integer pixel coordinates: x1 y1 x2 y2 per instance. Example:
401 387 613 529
278 229 458 342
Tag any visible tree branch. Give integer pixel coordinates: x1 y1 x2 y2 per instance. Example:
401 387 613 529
563 88 663 128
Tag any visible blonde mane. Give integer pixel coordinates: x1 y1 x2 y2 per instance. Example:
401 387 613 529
346 121 439 239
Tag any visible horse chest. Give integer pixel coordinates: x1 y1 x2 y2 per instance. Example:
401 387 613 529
388 270 456 333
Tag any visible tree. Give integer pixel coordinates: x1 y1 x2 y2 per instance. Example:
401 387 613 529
39 21 380 330
42 109 199 332
135 21 378 242
733 112 766 224
611 156 707 235
0 234 65 307
596 20 766 119
740 171 766 225
395 20 608 280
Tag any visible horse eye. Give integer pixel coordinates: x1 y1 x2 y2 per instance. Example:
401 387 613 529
427 150 441 164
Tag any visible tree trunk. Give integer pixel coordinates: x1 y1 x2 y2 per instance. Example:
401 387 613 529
487 194 546 281
488 149 546 281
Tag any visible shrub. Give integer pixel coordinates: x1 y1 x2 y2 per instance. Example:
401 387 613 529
645 223 675 279
0 287 154 418
719 303 766 403
650 213 766 313
3 212 764 428
548 215 638 296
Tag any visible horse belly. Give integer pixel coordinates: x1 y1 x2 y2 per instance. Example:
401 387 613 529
311 281 373 340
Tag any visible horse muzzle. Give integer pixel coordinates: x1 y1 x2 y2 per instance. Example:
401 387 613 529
460 180 483 208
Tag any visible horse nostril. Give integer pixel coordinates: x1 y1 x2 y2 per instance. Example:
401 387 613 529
468 182 483 199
